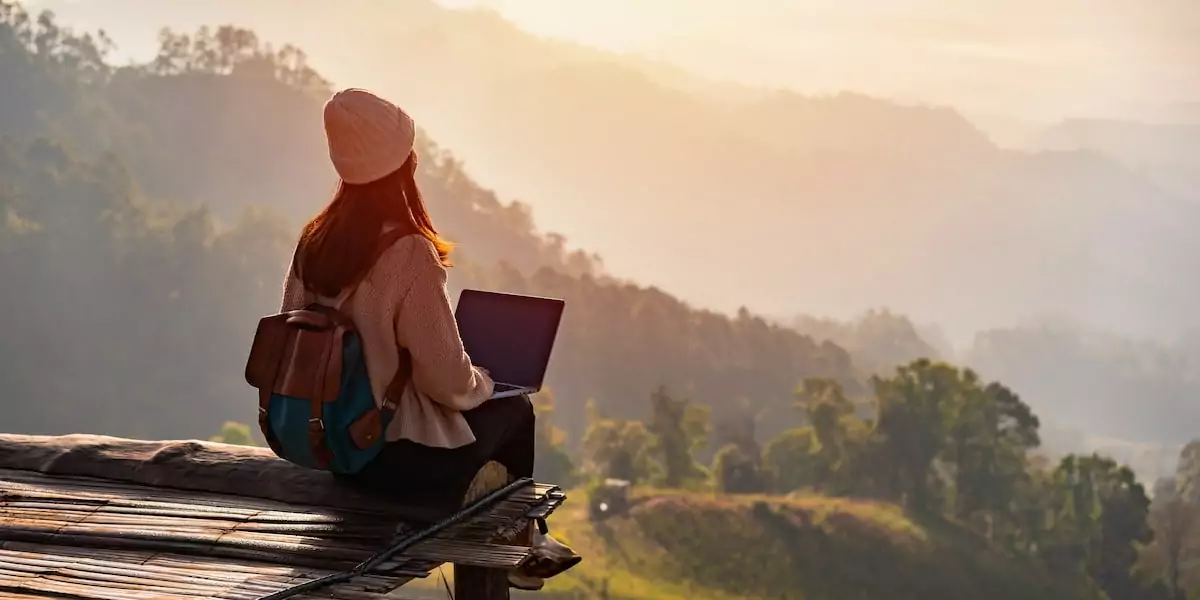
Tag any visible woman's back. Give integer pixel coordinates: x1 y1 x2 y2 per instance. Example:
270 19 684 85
284 231 495 448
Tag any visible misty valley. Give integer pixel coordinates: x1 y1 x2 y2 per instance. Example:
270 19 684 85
2 1 1200 599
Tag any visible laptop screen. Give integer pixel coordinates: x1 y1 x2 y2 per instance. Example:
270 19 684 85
454 289 565 389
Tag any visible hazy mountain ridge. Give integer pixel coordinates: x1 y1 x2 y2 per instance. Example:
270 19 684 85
0 4 858 448
1035 117 1200 200
28 3 1196 339
4 6 1198 597
266 0 1200 344
12 0 1199 464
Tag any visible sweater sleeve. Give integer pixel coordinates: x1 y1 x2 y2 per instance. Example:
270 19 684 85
396 241 494 411
281 255 308 311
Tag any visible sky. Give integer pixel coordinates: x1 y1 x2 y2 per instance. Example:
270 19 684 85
441 0 1200 121
30 0 1200 123
20 0 1200 340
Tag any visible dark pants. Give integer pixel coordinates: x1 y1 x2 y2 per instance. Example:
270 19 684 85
340 394 535 508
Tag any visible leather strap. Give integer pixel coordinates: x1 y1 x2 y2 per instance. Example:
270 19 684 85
308 392 333 469
257 349 286 456
378 348 413 426
258 387 285 457
306 319 339 470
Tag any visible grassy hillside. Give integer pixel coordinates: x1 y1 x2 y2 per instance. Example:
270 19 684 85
401 488 1096 600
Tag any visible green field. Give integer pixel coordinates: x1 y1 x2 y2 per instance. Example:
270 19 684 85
401 488 1096 600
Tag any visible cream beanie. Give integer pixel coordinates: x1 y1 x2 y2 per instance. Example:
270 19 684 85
323 88 416 185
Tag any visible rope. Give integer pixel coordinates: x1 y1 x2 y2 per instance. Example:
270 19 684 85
257 477 534 600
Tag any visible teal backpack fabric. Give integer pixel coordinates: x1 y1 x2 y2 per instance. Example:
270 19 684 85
262 329 390 474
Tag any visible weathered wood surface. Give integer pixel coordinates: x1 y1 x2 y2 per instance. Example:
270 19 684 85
455 567 511 600
457 462 516 600
0 541 409 600
0 434 446 520
0 435 569 600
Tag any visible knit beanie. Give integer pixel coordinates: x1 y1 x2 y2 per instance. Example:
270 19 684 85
323 88 416 185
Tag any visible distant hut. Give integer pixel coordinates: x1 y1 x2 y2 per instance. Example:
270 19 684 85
588 478 631 521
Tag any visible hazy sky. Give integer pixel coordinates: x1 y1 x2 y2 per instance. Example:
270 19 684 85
21 0 1200 341
31 0 1200 123
444 0 1200 120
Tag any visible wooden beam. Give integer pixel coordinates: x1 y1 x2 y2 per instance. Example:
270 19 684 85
0 434 447 519
454 565 510 600
455 461 518 600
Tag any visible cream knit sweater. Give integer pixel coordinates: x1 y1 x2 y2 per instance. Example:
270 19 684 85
281 234 494 448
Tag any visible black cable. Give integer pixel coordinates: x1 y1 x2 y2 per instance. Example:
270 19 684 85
257 477 534 600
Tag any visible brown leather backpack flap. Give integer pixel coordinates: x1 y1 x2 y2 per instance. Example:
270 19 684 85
274 325 349 403
245 313 292 389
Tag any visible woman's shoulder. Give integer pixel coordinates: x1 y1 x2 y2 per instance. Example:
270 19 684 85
372 233 444 280
382 232 441 264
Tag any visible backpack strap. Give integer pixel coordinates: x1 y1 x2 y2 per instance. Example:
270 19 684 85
379 348 414 417
353 225 416 415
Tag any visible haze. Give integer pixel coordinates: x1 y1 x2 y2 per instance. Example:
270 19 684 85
31 1 1199 338
15 0 1200 481
37 0 1200 121
10 3 1200 595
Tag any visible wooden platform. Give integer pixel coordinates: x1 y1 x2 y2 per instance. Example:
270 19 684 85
0 435 566 600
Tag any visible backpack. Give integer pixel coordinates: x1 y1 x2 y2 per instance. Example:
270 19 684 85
244 229 413 474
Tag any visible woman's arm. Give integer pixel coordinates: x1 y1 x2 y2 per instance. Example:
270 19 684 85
396 241 494 411
280 255 308 312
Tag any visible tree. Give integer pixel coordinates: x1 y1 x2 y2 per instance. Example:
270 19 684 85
871 359 963 511
209 421 257 446
647 386 711 488
1043 454 1157 600
794 377 859 493
581 400 654 483
789 308 942 375
531 389 576 486
711 397 765 493
761 427 820 493
1176 440 1200 504
1145 481 1199 600
712 443 766 494
1141 442 1200 599
945 379 1041 536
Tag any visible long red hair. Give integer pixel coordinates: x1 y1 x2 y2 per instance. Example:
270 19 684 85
294 151 453 298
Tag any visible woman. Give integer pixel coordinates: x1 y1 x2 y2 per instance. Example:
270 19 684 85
280 88 579 590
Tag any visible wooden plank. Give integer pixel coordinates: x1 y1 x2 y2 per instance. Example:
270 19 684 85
0 435 448 521
0 472 387 526
0 544 416 600
0 546 313 589
0 437 570 600
407 539 529 569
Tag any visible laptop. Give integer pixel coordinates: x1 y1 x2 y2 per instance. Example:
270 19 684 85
454 289 565 399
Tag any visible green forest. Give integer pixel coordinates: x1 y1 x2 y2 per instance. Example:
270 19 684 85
2 2 1199 599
